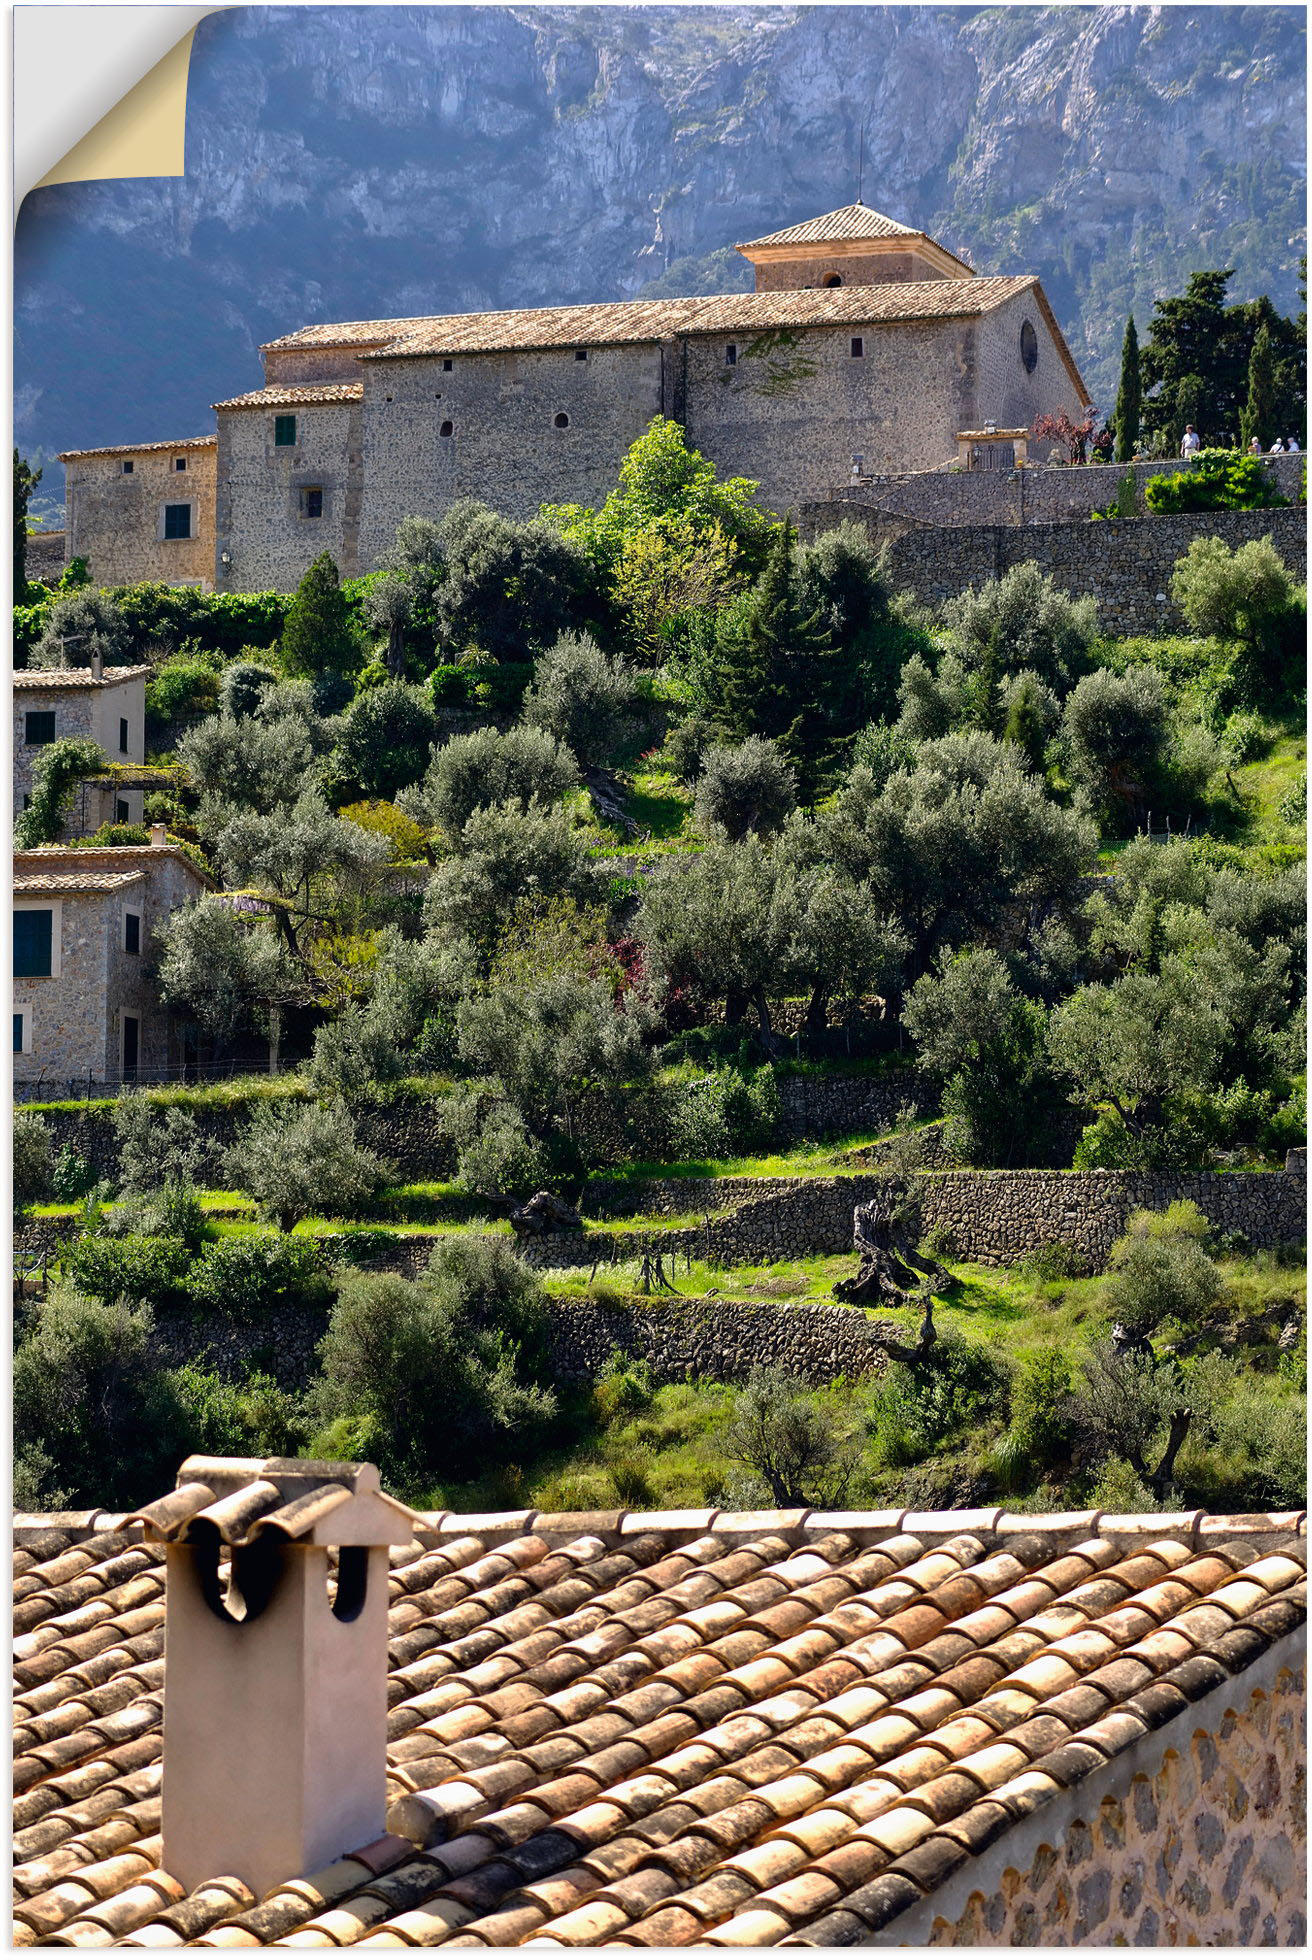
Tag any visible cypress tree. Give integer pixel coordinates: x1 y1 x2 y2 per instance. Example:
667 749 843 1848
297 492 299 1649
714 520 835 796
1240 321 1278 452
1113 317 1141 463
278 552 359 681
1003 676 1049 775
14 450 41 599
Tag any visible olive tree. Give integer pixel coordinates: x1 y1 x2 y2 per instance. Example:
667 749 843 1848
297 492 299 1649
694 736 797 840
226 1100 389 1232
407 724 578 838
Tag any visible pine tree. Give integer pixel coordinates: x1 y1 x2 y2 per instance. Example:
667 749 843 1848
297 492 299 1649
714 521 835 796
1003 677 1049 776
14 450 41 599
1113 317 1141 463
1240 321 1278 452
278 552 359 681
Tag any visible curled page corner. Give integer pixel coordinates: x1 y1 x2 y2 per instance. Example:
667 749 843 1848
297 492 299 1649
14 5 214 219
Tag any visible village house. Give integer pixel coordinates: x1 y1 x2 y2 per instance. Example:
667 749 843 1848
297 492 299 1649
51 204 1089 594
13 662 151 835
56 436 217 591
10 1464 1306 1946
13 830 213 1096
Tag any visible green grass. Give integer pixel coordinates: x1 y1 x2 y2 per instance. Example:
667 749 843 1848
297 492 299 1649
1230 725 1306 842
624 768 693 841
593 1135 884 1183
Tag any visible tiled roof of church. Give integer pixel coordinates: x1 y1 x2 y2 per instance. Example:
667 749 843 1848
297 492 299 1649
11 1504 1305 1947
738 204 925 248
57 437 216 462
212 383 365 412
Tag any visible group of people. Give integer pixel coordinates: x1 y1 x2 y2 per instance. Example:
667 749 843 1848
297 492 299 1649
1178 424 1300 457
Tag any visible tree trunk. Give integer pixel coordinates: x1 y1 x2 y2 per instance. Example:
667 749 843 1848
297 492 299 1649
804 985 830 1037
267 1003 282 1075
725 989 748 1027
386 620 406 681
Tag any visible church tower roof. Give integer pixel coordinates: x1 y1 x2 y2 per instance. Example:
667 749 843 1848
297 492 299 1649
738 202 923 248
736 203 975 285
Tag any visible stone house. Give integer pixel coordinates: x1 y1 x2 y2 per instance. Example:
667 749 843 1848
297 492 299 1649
56 436 217 589
13 661 151 836
12 831 213 1094
10 1470 1307 1947
51 204 1090 593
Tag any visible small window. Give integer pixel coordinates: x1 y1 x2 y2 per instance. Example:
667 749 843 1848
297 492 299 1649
274 414 297 447
823 274 844 289
24 710 56 747
1020 320 1039 374
119 716 129 753
164 503 192 540
439 420 454 438
574 349 588 362
850 337 864 358
14 910 53 979
115 798 130 823
174 456 187 472
123 1014 140 1079
13 1013 25 1055
300 486 324 519
554 412 570 429
121 460 134 474
124 912 141 955
442 358 454 372
725 345 738 367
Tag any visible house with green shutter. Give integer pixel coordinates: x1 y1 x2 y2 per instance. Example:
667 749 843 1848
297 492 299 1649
13 832 213 1097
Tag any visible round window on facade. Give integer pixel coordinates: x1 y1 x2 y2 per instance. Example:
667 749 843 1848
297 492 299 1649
822 273 843 288
439 420 454 438
554 412 570 428
1020 320 1039 374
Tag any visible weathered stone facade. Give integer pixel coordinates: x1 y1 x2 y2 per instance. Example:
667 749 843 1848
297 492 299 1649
59 438 217 590
12 668 149 832
12 841 213 1092
902 1653 1307 1947
215 389 364 590
23 530 66 583
799 505 1308 638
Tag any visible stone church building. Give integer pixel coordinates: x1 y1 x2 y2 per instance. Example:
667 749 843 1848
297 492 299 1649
58 204 1089 593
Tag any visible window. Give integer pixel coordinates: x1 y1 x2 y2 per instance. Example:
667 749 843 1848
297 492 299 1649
13 1013 25 1055
164 504 192 540
574 349 588 362
124 912 141 955
725 345 738 367
300 486 324 519
115 798 130 824
823 274 844 289
119 716 129 754
174 457 187 472
1020 320 1039 374
554 412 570 429
850 337 864 358
24 711 56 747
274 414 297 447
442 359 453 373
14 910 53 979
121 460 134 474
439 420 454 438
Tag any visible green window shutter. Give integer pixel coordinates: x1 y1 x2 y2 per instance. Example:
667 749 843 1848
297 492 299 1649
14 910 53 978
24 711 56 746
275 415 297 447
13 1013 24 1053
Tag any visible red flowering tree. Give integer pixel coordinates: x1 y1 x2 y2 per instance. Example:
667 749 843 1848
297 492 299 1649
1032 409 1098 465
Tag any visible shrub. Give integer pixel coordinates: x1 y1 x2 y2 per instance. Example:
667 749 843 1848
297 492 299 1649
339 799 429 862
429 663 475 707
1144 454 1286 514
227 1101 389 1231
1170 535 1302 681
63 1233 196 1312
413 724 579 837
666 1066 781 1160
169 1363 304 1459
1060 666 1169 823
113 1091 221 1194
595 1350 656 1422
14 1110 53 1213
869 1336 1010 1466
1278 773 1306 826
220 661 277 720
334 682 438 800
661 714 721 786
942 560 1098 690
724 1369 857 1507
1220 710 1269 764
1102 1204 1224 1338
1018 1241 1089 1283
50 1143 97 1202
693 736 797 840
279 552 362 681
145 654 221 733
187 1235 332 1322
521 632 641 767
112 1184 210 1254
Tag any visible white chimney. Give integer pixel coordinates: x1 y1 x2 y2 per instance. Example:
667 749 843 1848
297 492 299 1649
91 650 104 680
131 1457 418 1899
149 822 168 849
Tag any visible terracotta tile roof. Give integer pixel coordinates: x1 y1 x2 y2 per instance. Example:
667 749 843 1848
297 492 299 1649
13 846 215 892
15 667 153 691
11 1503 1305 1947
13 870 147 896
738 204 923 248
57 437 216 462
212 383 365 412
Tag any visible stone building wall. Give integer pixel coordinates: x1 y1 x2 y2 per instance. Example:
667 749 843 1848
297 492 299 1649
24 531 66 582
750 249 952 292
13 673 146 826
63 442 216 589
801 506 1308 637
969 286 1086 457
812 452 1305 528
215 397 363 591
908 1656 1306 1946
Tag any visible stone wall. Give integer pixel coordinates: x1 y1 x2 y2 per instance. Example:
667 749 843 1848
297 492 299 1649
216 395 363 592
25 531 66 582
797 505 1308 637
12 672 146 829
913 1657 1305 1946
64 442 217 589
540 1295 889 1387
814 452 1304 528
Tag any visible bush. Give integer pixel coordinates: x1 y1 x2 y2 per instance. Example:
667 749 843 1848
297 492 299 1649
594 1349 656 1422
145 654 221 733
227 1101 389 1231
220 661 277 720
113 1091 221 1194
414 724 579 837
1170 535 1303 683
63 1233 195 1312
50 1143 97 1202
693 736 797 840
169 1363 303 1460
1019 1242 1089 1283
1220 710 1269 764
869 1336 1010 1466
661 714 720 786
334 683 438 800
339 799 429 862
1061 665 1169 823
943 560 1098 691
14 1111 53 1213
1144 454 1286 514
724 1369 857 1506
429 663 476 707
112 1183 210 1254
1102 1203 1223 1338
521 632 641 767
187 1235 332 1322
31 589 132 669
666 1066 781 1160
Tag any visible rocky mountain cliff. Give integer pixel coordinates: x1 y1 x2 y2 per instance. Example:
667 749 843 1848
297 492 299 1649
16 4 1305 517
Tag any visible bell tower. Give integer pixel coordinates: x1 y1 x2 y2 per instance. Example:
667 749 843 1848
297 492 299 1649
736 203 975 292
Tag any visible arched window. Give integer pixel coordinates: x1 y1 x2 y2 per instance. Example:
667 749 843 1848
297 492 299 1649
1020 320 1039 374
439 420 454 439
554 412 570 429
822 273 843 288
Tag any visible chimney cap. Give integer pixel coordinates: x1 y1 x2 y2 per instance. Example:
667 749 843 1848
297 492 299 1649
150 822 169 847
128 1456 422 1548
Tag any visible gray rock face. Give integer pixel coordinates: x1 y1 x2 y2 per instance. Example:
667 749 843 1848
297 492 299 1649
16 6 1304 485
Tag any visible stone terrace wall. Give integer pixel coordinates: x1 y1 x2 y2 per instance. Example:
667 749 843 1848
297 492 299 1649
799 506 1308 638
540 1296 889 1387
814 452 1304 529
